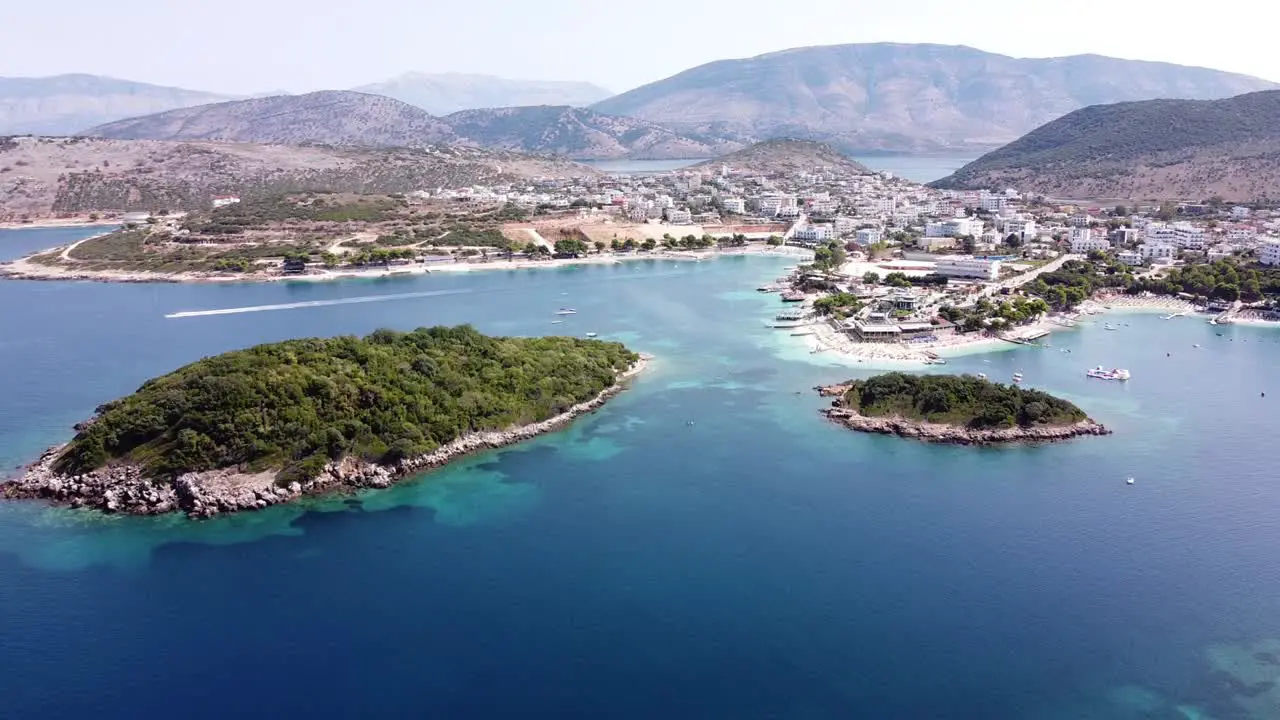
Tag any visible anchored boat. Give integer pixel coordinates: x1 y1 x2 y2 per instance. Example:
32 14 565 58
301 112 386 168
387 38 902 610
1086 366 1130 381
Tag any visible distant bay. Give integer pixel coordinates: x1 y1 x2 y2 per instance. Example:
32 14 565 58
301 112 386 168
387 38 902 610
582 154 980 183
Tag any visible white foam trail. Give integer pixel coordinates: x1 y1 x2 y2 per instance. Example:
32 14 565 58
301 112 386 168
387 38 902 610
165 289 471 318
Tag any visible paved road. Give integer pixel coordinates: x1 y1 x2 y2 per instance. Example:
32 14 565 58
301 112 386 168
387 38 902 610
979 253 1076 297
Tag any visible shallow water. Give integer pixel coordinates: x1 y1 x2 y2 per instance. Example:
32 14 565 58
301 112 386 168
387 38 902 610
1 226 1278 719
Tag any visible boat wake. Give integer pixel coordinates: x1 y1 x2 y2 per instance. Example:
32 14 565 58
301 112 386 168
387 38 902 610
164 289 472 318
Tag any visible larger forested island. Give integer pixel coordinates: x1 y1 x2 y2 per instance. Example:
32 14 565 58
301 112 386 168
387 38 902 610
2 326 642 517
817 373 1109 444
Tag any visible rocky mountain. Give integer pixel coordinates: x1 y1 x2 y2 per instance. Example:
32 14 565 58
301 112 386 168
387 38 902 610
442 105 739 160
931 90 1280 201
354 72 613 115
81 91 457 148
692 139 871 176
0 74 234 136
592 43 1278 153
0 136 594 219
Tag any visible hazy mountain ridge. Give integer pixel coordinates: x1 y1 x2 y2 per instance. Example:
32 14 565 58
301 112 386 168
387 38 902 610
0 136 593 218
592 43 1279 153
692 139 871 175
442 105 741 159
354 72 613 115
931 90 1280 201
82 91 458 148
0 74 235 136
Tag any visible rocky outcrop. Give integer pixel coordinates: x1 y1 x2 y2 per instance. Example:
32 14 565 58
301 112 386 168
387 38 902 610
821 407 1110 445
3 358 647 518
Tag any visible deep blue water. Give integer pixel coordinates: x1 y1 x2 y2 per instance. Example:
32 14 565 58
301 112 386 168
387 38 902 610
1 226 1279 719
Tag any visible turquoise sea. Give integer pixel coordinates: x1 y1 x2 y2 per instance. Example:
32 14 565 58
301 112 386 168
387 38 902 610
1 226 1279 719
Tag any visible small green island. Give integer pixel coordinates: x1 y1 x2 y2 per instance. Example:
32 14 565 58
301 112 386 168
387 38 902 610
817 372 1110 444
3 326 642 517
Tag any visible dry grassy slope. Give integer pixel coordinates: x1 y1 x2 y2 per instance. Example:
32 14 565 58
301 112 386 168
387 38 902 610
82 91 457 148
0 136 596 218
443 106 742 160
932 91 1280 200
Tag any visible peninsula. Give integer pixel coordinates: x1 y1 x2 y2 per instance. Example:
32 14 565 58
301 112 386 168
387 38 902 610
2 326 643 517
817 372 1110 444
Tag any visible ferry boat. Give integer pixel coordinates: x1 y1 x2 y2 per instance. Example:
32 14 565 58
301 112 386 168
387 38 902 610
1012 372 1024 384
1086 366 1130 381
555 308 578 315
585 332 599 338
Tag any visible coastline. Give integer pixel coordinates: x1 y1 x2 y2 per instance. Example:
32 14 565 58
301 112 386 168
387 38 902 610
822 406 1111 444
1 356 650 518
0 244 812 285
0 217 114 231
794 294 1208 368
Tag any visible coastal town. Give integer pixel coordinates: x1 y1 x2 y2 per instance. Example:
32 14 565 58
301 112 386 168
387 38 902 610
6 140 1280 370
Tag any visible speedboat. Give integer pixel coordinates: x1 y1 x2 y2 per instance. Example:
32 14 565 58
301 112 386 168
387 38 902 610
585 332 598 338
1086 366 1130 381
1012 372 1024 384
555 308 578 315
551 320 564 324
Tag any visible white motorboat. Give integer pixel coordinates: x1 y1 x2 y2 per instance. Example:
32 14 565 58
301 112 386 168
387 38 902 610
555 308 578 315
1086 366 1130 381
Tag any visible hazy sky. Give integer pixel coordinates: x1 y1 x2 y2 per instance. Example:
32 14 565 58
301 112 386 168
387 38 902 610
4 0 1279 94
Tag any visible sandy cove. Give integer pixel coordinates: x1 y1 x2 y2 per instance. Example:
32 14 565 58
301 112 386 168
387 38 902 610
2 357 649 518
0 245 813 285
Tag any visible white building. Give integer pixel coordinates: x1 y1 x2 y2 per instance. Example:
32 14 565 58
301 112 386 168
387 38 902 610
1110 227 1140 246
1146 223 1177 244
833 217 858 235
978 195 1007 212
1003 217 1037 239
935 256 1002 281
1173 222 1206 250
722 197 746 214
1140 243 1177 263
1069 214 1094 228
924 216 983 238
794 225 835 242
1116 250 1144 266
1070 228 1110 254
758 196 784 215
1232 206 1252 220
1207 244 1236 261
665 208 692 225
1227 227 1256 242
211 195 241 208
855 228 882 245
809 199 839 215
1260 241 1280 266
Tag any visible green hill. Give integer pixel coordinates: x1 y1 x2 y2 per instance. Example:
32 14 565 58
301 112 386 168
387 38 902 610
932 90 1280 200
54 326 638 483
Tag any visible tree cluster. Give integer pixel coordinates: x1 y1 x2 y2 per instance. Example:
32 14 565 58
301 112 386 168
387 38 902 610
842 372 1087 429
54 326 639 484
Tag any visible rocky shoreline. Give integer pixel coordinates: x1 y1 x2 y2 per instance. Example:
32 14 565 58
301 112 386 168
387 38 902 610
817 384 1111 445
2 358 648 518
